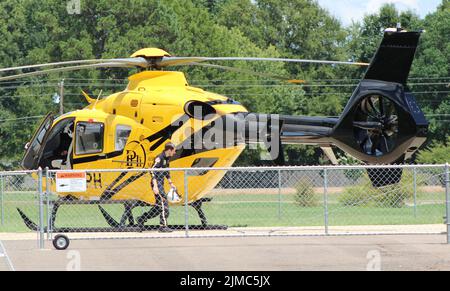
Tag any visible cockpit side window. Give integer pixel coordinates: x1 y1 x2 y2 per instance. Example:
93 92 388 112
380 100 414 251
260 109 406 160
115 125 132 151
38 118 75 169
75 122 104 155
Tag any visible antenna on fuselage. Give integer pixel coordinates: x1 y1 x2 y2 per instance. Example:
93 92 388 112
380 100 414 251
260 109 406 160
93 90 103 109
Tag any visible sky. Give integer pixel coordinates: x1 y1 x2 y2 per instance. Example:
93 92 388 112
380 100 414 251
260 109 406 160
316 0 443 26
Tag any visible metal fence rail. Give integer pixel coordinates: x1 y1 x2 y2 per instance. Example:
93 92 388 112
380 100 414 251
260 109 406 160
0 164 449 249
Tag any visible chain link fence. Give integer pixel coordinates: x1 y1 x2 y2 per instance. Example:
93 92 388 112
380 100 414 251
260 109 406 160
0 165 449 248
0 171 40 235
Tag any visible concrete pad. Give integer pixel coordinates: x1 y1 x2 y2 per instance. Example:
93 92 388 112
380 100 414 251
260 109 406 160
0 224 444 241
0 259 11 271
2 235 450 271
0 241 13 271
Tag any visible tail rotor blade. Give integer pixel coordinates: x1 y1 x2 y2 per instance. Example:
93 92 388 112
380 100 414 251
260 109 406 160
379 135 390 153
353 121 383 130
371 134 381 155
379 95 385 116
368 97 380 117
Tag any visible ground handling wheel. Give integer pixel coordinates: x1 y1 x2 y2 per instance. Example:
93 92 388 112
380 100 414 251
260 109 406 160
53 234 70 250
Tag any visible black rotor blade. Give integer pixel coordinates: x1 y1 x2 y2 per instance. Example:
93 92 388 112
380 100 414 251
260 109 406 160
362 135 369 147
379 95 385 116
362 135 372 154
360 98 379 119
371 134 381 155
361 99 372 116
386 102 396 117
379 135 390 153
353 121 383 130
368 97 380 118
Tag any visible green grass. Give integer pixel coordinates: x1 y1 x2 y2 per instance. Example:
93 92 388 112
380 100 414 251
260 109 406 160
0 191 446 233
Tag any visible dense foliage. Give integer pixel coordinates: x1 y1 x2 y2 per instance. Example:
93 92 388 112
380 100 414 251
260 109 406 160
0 0 448 169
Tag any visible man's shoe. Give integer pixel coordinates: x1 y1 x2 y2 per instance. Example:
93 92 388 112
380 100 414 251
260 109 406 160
158 226 173 233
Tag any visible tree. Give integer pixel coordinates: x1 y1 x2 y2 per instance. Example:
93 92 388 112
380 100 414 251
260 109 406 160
410 1 450 145
343 3 449 158
416 136 450 164
214 0 351 165
344 4 422 76
0 1 447 168
0 0 289 167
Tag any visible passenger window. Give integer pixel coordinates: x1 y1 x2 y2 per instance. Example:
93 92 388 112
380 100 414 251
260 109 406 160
115 125 131 151
75 122 104 155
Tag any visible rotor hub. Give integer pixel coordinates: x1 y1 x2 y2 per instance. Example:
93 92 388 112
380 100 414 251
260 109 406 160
130 48 171 58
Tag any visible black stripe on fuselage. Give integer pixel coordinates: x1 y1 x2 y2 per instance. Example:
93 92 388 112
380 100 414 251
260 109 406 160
73 115 190 166
146 114 190 151
171 113 245 161
99 112 245 201
101 171 148 201
100 171 128 200
73 151 123 165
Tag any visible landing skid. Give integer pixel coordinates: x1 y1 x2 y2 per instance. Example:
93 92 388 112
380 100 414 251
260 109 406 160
17 197 227 233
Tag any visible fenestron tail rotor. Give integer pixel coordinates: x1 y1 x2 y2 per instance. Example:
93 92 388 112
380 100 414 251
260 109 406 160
353 95 399 157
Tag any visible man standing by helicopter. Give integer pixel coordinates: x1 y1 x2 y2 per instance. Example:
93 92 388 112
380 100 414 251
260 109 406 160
138 142 177 233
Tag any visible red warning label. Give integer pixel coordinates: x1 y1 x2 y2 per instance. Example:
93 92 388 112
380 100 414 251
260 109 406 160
56 172 86 179
56 172 87 192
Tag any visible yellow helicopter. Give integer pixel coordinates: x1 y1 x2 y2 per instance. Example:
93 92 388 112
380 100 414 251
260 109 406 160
2 29 428 232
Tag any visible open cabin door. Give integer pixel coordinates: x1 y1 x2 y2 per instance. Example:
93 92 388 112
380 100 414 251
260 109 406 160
21 113 54 170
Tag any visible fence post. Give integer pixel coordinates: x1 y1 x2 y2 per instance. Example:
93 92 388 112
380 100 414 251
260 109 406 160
38 168 45 249
445 163 450 245
278 169 282 220
323 167 329 235
413 167 417 218
45 168 51 240
184 169 189 238
1 174 4 226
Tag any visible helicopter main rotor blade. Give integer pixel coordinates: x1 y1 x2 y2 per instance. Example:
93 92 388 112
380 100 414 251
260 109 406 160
0 62 135 82
0 52 368 82
188 62 306 84
160 56 370 68
0 58 148 73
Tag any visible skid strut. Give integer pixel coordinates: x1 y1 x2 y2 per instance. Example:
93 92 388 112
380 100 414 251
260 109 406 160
17 197 227 233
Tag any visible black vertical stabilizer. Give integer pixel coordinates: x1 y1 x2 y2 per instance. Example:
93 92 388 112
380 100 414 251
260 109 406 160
364 31 421 85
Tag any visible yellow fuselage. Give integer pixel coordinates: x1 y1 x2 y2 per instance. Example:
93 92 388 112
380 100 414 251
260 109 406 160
46 71 247 205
